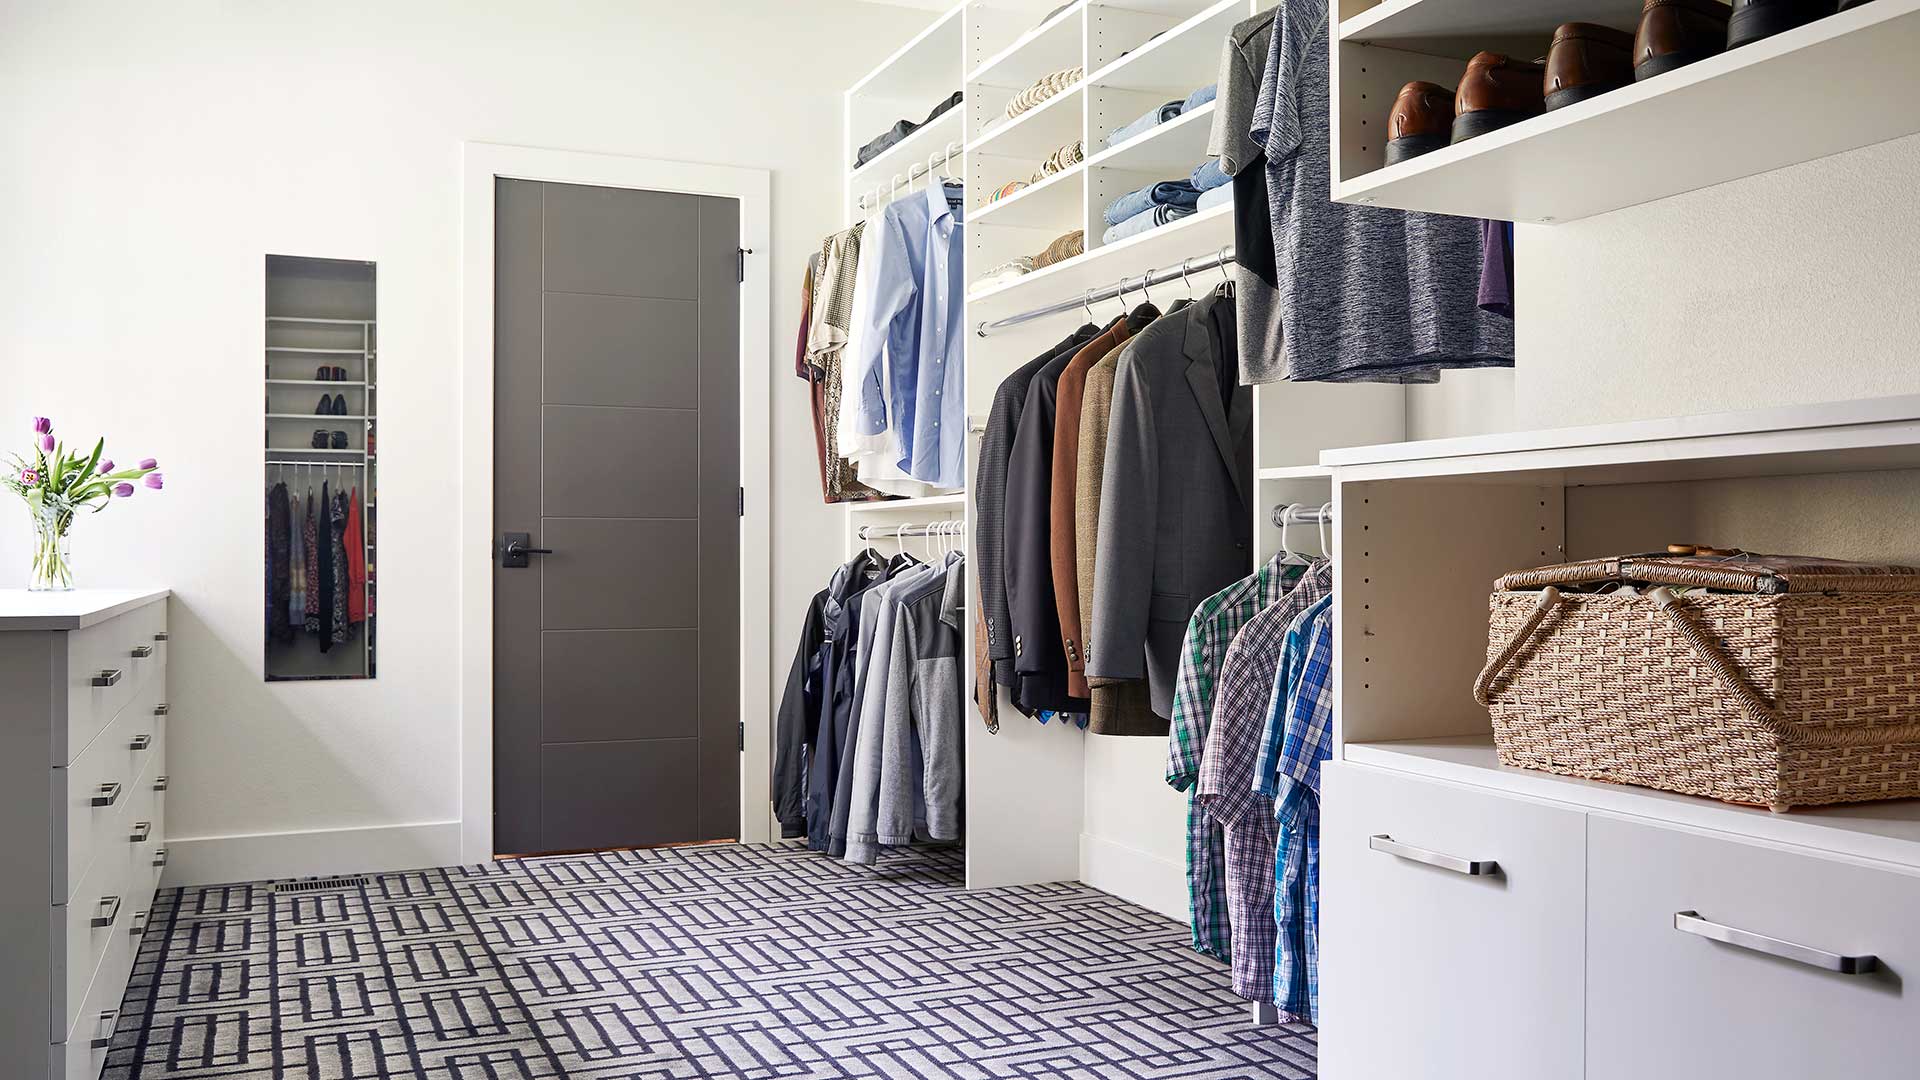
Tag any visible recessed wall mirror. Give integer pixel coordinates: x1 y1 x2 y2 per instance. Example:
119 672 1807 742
263 255 377 680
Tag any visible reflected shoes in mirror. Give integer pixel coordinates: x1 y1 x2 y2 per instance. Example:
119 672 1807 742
1634 0 1731 80
1545 22 1636 111
310 430 329 449
330 431 349 450
332 394 348 416
1385 81 1454 164
332 366 349 381
1451 52 1545 143
1727 0 1829 46
316 365 332 381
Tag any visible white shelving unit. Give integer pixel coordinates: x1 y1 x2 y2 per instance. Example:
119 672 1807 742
1330 0 1920 221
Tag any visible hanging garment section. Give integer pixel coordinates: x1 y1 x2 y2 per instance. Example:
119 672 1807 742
264 471 371 676
773 524 968 863
798 177 967 503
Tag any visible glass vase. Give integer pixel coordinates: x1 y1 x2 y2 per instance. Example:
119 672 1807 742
29 506 74 591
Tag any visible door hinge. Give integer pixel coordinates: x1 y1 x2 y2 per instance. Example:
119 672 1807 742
737 246 752 283
738 721 745 752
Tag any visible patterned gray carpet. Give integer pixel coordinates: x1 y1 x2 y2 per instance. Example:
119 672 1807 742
105 842 1317 1078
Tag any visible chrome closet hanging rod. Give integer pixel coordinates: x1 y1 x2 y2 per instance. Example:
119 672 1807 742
974 246 1237 338
1271 503 1332 528
856 141 962 211
858 521 965 542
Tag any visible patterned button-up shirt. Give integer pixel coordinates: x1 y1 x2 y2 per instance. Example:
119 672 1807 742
1164 553 1302 961
1256 598 1335 1023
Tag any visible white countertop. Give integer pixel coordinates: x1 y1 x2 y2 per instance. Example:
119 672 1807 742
0 588 170 630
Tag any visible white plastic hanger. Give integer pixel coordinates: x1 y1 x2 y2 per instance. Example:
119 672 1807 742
1277 504 1310 566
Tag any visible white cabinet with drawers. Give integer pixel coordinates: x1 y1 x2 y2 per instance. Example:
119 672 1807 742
0 589 169 1080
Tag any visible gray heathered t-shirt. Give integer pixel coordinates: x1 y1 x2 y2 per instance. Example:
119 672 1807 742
1245 0 1514 385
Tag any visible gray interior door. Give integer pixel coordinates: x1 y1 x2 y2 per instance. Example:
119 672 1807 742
493 178 741 856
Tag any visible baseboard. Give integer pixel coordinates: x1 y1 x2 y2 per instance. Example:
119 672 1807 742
1079 832 1189 924
163 820 463 888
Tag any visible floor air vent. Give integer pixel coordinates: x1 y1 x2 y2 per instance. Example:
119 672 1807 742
273 875 369 894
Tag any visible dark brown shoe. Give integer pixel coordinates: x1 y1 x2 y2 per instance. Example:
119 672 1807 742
1386 81 1453 165
1545 22 1636 111
1452 52 1545 143
1634 0 1731 80
1728 0 1828 46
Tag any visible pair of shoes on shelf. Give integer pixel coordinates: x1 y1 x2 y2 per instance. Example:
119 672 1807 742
314 364 349 381
309 430 350 450
1384 0 1866 166
314 393 349 416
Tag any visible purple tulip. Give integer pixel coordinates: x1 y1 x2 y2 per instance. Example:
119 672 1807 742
143 472 164 490
97 459 114 474
112 482 134 498
31 417 50 435
19 468 37 485
138 458 157 470
39 434 54 453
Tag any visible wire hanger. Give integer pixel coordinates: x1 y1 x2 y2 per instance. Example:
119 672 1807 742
1138 271 1154 308
1180 257 1194 297
1215 245 1234 298
1277 504 1311 566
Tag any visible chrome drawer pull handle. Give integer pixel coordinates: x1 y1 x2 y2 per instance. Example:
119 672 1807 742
130 734 151 751
153 775 170 792
130 910 148 937
154 703 170 716
91 668 123 687
130 644 153 658
91 895 121 929
1370 834 1501 877
152 847 169 868
91 782 123 808
153 631 168 641
1674 911 1879 975
130 821 152 843
90 1009 115 1049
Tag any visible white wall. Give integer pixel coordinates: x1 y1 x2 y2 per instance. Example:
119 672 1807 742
0 0 925 881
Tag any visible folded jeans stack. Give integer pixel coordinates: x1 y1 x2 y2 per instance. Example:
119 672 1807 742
1105 83 1219 148
1190 157 1229 192
1103 204 1195 243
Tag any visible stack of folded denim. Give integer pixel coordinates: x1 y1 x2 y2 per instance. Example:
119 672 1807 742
1191 156 1231 212
1101 179 1202 243
1104 82 1218 149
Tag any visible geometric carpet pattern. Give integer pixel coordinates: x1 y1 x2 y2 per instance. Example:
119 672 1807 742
105 842 1317 1079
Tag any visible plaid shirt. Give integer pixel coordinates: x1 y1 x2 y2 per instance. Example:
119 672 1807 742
1256 600 1335 1023
1194 563 1331 1002
1164 554 1303 961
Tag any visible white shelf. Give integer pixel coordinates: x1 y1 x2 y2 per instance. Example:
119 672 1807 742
1319 393 1920 485
265 347 366 355
1334 0 1920 222
967 199 1233 310
1086 100 1216 176
267 414 372 421
850 106 963 188
265 316 374 326
967 80 1086 160
846 492 967 513
266 379 369 387
1340 0 1641 44
1346 736 1920 872
264 448 367 457
1087 0 1240 93
968 0 1083 90
970 162 1084 229
1257 464 1333 480
849 0 966 102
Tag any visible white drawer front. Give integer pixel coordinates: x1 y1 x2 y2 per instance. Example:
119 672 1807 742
1587 815 1920 1080
123 776 161 932
1320 763 1586 1080
53 886 135 1080
54 708 137 905
54 818 131 1044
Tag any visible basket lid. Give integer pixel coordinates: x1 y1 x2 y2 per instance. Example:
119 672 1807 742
1494 551 1920 595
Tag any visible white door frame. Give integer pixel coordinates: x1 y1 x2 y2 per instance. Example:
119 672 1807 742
457 142 772 863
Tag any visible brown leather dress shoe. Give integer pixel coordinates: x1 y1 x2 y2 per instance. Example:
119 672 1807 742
1728 0 1828 46
1452 52 1546 143
1386 81 1453 165
1634 0 1731 80
1545 22 1636 111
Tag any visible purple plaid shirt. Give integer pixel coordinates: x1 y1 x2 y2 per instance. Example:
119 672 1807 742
1194 562 1331 1003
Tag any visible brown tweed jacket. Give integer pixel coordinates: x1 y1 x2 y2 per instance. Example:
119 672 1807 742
1074 333 1162 736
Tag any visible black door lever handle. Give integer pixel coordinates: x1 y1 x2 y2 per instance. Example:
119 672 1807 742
501 532 552 568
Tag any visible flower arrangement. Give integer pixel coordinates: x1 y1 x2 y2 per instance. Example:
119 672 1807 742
4 417 161 590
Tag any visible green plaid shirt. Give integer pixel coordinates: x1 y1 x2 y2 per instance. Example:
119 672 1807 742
1164 553 1302 960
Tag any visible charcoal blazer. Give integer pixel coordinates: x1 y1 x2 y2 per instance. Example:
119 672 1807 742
1087 290 1253 721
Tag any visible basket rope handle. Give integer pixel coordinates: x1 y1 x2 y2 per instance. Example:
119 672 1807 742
1644 587 1787 738
1472 586 1561 706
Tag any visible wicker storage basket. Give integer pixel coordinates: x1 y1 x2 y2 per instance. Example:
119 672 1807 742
1472 552 1920 811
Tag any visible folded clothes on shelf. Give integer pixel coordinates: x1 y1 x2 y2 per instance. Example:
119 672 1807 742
1101 204 1195 244
852 89 963 168
1183 83 1217 111
1103 179 1201 227
978 179 1028 209
1031 139 1084 181
1108 99 1183 148
1190 156 1228 191
1006 67 1081 120
1033 229 1084 268
1196 184 1231 212
969 256 1036 296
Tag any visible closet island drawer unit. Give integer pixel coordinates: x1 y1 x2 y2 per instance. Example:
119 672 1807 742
1587 815 1920 1080
0 589 169 1080
1318 762 1586 1080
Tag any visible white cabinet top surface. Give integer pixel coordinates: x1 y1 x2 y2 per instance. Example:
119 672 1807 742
0 588 170 630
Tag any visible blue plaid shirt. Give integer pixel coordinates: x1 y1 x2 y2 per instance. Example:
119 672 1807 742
1254 596 1334 1023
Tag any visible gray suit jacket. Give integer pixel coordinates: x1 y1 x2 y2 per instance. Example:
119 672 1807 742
1087 291 1252 722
